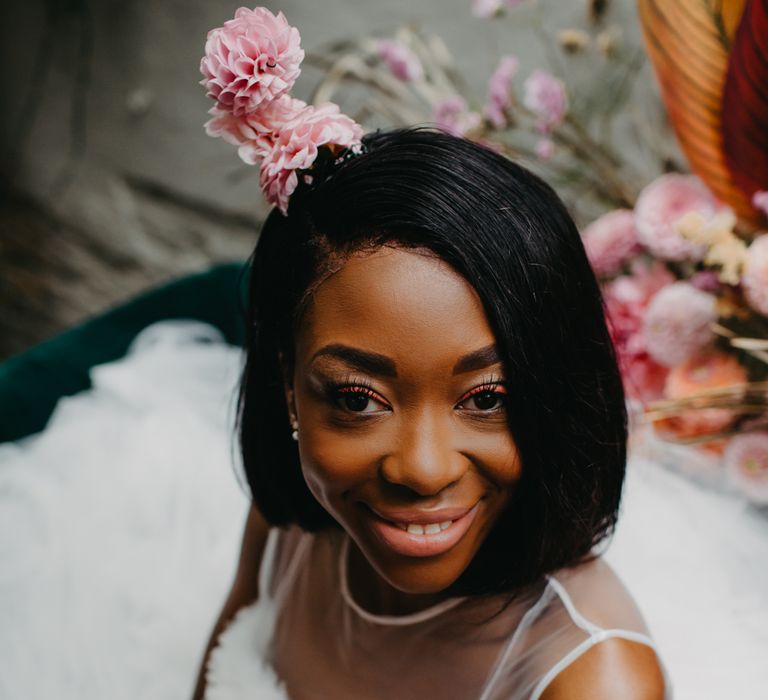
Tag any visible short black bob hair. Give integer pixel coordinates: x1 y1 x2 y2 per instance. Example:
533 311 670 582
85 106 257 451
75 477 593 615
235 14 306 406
238 126 627 597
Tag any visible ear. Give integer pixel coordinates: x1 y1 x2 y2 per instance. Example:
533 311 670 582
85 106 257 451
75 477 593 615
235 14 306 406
278 350 297 421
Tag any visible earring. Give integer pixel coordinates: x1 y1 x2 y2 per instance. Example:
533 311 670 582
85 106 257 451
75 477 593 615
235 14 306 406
290 417 299 442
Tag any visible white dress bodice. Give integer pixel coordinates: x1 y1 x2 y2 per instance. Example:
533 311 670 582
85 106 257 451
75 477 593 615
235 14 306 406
207 523 672 699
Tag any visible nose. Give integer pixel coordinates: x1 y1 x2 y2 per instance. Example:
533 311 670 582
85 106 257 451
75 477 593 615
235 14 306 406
379 410 467 496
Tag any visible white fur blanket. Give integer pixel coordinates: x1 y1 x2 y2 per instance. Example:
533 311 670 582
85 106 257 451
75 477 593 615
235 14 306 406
1 320 766 699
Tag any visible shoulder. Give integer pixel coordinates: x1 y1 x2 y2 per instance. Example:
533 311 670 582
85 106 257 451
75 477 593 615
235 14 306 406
538 636 666 700
537 558 666 699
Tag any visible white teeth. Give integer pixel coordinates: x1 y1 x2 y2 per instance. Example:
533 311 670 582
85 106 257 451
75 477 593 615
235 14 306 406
392 519 455 534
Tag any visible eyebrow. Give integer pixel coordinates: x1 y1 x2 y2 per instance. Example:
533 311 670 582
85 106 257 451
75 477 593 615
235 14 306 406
310 344 397 377
452 344 501 374
309 343 501 377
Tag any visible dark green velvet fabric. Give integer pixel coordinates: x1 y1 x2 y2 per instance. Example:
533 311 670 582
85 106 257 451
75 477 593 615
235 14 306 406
0 262 249 443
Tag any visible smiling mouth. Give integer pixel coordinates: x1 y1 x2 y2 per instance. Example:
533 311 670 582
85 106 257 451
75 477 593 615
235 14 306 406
361 502 481 557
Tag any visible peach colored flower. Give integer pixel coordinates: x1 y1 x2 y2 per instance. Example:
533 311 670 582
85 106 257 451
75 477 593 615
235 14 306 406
634 174 722 261
432 96 482 137
742 234 768 316
642 282 717 368
200 7 304 117
258 102 364 214
376 39 423 82
660 350 748 438
484 55 519 129
582 209 640 277
523 69 568 132
724 432 768 504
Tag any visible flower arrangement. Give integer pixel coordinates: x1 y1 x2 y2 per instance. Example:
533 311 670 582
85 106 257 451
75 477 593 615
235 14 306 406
200 7 364 214
296 0 768 503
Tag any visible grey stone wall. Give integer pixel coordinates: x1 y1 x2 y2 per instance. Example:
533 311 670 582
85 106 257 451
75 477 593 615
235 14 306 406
0 0 674 357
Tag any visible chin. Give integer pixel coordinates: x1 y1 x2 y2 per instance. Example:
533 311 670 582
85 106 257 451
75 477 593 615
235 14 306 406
361 536 476 595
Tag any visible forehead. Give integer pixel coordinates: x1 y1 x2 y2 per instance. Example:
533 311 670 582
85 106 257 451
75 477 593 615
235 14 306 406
295 246 497 370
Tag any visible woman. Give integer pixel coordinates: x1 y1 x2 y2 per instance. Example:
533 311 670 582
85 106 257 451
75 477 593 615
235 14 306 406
192 127 669 699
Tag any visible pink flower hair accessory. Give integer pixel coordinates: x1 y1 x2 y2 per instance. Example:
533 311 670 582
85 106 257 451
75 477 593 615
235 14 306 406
200 7 304 117
201 7 365 215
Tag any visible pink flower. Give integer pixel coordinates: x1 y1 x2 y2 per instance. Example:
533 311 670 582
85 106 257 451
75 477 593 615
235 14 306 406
376 39 423 82
483 55 519 129
432 96 482 137
535 138 555 160
258 102 364 214
724 432 768 504
634 174 722 262
204 94 307 155
472 0 526 15
522 69 568 132
742 234 768 316
472 0 503 17
582 209 640 277
200 7 304 117
689 269 723 293
753 190 768 218
602 260 675 401
642 282 717 367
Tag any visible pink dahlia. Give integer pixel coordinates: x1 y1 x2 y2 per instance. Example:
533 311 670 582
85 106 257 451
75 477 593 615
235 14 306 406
483 55 519 129
602 260 675 401
753 190 768 218
376 39 423 82
200 7 304 117
582 209 640 277
204 95 307 156
742 234 768 316
432 96 482 137
258 102 364 214
634 174 722 261
522 69 567 132
642 282 717 367
724 432 768 504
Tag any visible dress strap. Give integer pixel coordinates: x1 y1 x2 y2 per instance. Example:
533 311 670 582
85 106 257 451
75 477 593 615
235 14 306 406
257 526 314 609
526 574 664 700
257 526 282 602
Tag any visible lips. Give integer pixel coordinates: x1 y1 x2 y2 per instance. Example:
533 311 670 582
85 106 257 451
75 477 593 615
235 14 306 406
362 501 481 557
365 504 475 525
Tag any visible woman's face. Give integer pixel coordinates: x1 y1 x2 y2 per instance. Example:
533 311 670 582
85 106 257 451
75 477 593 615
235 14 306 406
285 245 521 601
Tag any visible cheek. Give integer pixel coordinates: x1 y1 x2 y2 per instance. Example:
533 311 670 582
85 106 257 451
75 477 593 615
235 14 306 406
297 423 382 501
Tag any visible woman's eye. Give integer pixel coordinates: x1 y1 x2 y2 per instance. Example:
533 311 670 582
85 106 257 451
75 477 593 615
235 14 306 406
457 385 508 412
333 387 389 413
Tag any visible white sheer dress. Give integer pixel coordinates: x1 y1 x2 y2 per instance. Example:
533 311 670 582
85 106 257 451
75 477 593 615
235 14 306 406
206 522 672 699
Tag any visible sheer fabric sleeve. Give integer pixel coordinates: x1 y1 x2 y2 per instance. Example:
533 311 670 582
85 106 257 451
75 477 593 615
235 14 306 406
479 557 673 700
